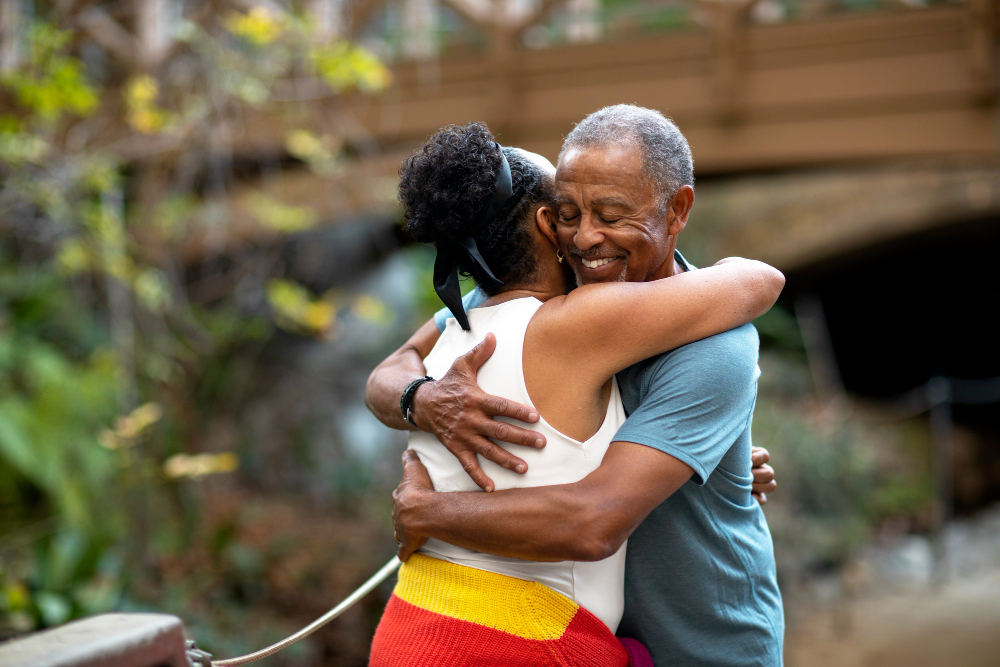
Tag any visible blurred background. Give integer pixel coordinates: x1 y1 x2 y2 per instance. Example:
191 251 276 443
0 0 998 664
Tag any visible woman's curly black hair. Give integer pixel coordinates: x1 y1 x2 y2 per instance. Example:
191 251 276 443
399 122 555 295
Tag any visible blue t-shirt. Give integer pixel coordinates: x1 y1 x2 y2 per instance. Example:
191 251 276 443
613 324 784 667
432 254 784 666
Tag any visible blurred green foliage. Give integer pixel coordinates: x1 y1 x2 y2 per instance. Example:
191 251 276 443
0 24 98 126
0 7 393 642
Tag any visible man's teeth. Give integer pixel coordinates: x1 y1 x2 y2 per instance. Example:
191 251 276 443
581 257 615 269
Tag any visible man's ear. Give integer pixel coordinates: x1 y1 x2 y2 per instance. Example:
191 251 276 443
667 186 694 236
536 205 559 248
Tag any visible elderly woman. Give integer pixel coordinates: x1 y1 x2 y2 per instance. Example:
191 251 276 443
369 122 783 667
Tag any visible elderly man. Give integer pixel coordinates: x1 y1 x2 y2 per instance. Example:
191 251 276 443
365 105 784 666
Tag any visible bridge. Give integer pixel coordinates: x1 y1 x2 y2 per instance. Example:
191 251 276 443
8 0 995 266
228 0 1000 416
221 0 1000 275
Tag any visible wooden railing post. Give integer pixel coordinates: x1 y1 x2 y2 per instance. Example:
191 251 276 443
0 613 189 667
697 0 760 125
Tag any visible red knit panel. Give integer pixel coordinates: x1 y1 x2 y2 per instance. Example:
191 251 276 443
370 595 629 667
371 594 549 667
550 605 629 667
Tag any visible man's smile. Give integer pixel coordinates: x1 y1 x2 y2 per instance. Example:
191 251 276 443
569 252 627 283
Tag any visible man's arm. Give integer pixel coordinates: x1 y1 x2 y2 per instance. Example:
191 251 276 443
394 445 775 561
364 323 548 491
393 442 692 562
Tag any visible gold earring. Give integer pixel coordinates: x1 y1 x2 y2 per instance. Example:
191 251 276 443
556 250 564 264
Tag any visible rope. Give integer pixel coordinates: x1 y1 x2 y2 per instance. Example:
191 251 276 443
204 556 401 666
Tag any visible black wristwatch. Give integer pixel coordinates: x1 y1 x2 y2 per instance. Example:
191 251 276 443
400 376 434 426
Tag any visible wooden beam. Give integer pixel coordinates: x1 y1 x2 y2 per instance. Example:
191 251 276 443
967 0 998 103
696 0 761 123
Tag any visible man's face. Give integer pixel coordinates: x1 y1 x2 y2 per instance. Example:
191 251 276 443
554 145 674 285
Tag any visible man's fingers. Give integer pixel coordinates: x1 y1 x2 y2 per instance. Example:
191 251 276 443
474 438 528 474
752 464 774 485
457 451 495 493
458 333 497 376
397 535 427 562
487 418 545 449
400 450 433 487
483 394 540 426
753 492 768 505
751 447 770 467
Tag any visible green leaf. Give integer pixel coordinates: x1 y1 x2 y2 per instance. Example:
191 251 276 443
310 42 392 93
35 591 72 627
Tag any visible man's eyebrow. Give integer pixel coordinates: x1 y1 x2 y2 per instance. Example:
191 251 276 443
554 195 577 207
590 195 632 209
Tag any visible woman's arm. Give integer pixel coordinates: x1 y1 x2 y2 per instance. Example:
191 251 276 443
528 257 784 383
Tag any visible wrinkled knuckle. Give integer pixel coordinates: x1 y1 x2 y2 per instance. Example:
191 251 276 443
494 397 509 414
494 422 511 440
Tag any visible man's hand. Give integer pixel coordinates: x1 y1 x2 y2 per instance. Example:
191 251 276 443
412 333 546 492
750 446 776 504
392 450 434 561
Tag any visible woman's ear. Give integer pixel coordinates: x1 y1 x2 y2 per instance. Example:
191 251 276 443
535 205 559 248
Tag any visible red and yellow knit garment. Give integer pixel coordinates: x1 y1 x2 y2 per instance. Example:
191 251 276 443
370 553 629 667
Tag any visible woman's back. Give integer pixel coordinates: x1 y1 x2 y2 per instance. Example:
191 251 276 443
409 297 627 632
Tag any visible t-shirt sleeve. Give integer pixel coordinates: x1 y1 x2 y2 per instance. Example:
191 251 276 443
433 288 489 332
612 324 761 485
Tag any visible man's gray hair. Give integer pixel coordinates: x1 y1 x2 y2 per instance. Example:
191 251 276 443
561 104 694 213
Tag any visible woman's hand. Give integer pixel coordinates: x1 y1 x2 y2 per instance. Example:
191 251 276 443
411 333 547 492
751 447 777 504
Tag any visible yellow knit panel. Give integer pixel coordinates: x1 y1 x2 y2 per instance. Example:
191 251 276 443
394 553 579 641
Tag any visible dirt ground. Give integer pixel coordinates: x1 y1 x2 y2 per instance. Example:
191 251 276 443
785 572 1000 667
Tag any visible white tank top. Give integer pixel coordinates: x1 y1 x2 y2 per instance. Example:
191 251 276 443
409 297 628 632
